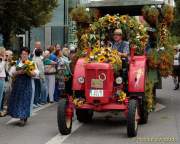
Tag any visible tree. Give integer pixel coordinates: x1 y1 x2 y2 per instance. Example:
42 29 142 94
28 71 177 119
0 0 58 48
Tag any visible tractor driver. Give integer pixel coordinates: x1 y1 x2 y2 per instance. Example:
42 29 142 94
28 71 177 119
112 29 129 87
112 29 130 58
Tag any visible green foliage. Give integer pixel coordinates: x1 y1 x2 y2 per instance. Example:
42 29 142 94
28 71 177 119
0 0 58 48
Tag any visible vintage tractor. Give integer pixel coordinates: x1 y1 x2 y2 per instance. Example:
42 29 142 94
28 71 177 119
57 46 149 137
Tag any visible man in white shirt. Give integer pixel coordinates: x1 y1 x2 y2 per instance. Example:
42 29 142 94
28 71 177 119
30 41 42 59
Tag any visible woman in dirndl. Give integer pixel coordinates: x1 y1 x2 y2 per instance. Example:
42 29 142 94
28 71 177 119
8 47 39 126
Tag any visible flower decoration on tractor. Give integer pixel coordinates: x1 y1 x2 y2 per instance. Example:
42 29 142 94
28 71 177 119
85 14 149 55
86 47 122 73
143 5 174 77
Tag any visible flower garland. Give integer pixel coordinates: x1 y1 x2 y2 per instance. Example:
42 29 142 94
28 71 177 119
86 14 149 55
143 5 174 77
145 79 155 112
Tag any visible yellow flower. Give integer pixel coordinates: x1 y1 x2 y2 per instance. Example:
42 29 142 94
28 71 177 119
112 49 118 55
108 16 115 23
128 20 134 28
100 50 106 55
119 91 127 102
83 47 89 53
93 47 100 51
109 57 116 64
98 55 106 63
105 47 112 53
24 60 31 65
95 41 100 48
120 15 128 24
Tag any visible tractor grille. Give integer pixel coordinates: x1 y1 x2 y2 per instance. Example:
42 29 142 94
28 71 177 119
85 69 108 89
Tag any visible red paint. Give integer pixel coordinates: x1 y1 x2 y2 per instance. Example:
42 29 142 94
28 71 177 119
128 56 146 92
85 63 114 104
77 103 127 112
72 58 86 90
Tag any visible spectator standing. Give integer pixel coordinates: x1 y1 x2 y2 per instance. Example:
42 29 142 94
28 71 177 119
48 45 57 62
44 50 57 103
173 46 180 90
55 44 61 50
33 48 44 106
62 48 72 95
69 45 77 73
0 50 14 117
30 41 42 59
8 47 39 126
30 41 42 109
0 48 6 115
54 49 64 101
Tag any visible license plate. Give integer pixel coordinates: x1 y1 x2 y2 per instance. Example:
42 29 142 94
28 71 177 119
90 90 103 97
91 79 103 89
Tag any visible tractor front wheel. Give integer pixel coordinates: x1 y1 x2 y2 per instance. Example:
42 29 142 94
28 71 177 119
57 99 73 135
127 99 139 137
76 109 93 123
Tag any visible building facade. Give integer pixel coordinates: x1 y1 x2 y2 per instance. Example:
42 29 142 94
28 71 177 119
25 0 174 50
25 0 68 50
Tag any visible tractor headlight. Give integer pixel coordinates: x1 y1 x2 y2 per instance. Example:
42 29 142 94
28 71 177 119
78 76 85 84
116 77 123 85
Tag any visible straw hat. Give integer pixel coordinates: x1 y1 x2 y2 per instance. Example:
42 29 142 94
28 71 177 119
113 29 122 35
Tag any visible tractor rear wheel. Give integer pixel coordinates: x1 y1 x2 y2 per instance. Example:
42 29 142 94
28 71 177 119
139 96 149 124
127 99 139 137
57 99 72 135
76 109 93 123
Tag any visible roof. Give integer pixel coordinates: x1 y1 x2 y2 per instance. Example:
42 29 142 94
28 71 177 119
83 0 164 7
81 0 165 16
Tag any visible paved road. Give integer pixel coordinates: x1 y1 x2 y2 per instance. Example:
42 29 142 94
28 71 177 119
0 78 180 144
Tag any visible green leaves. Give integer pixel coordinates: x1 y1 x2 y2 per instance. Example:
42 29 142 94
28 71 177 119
0 0 58 47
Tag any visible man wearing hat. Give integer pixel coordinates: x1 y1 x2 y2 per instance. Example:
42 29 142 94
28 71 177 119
112 29 129 57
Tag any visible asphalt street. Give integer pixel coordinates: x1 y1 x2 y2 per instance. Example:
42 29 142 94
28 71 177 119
0 77 180 144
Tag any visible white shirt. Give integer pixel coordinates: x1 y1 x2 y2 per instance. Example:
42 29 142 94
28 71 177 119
0 61 6 78
174 52 180 66
33 56 44 79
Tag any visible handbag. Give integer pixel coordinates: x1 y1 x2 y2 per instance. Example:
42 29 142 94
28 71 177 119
44 65 56 74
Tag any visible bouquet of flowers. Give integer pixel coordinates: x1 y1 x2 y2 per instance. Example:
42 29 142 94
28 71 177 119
16 60 35 76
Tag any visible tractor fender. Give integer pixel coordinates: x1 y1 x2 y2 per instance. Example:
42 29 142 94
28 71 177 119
128 56 147 93
72 58 86 90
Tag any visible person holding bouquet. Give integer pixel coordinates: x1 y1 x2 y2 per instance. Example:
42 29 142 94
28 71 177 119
8 47 39 126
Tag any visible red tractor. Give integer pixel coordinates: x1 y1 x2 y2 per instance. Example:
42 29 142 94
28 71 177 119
57 47 149 137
